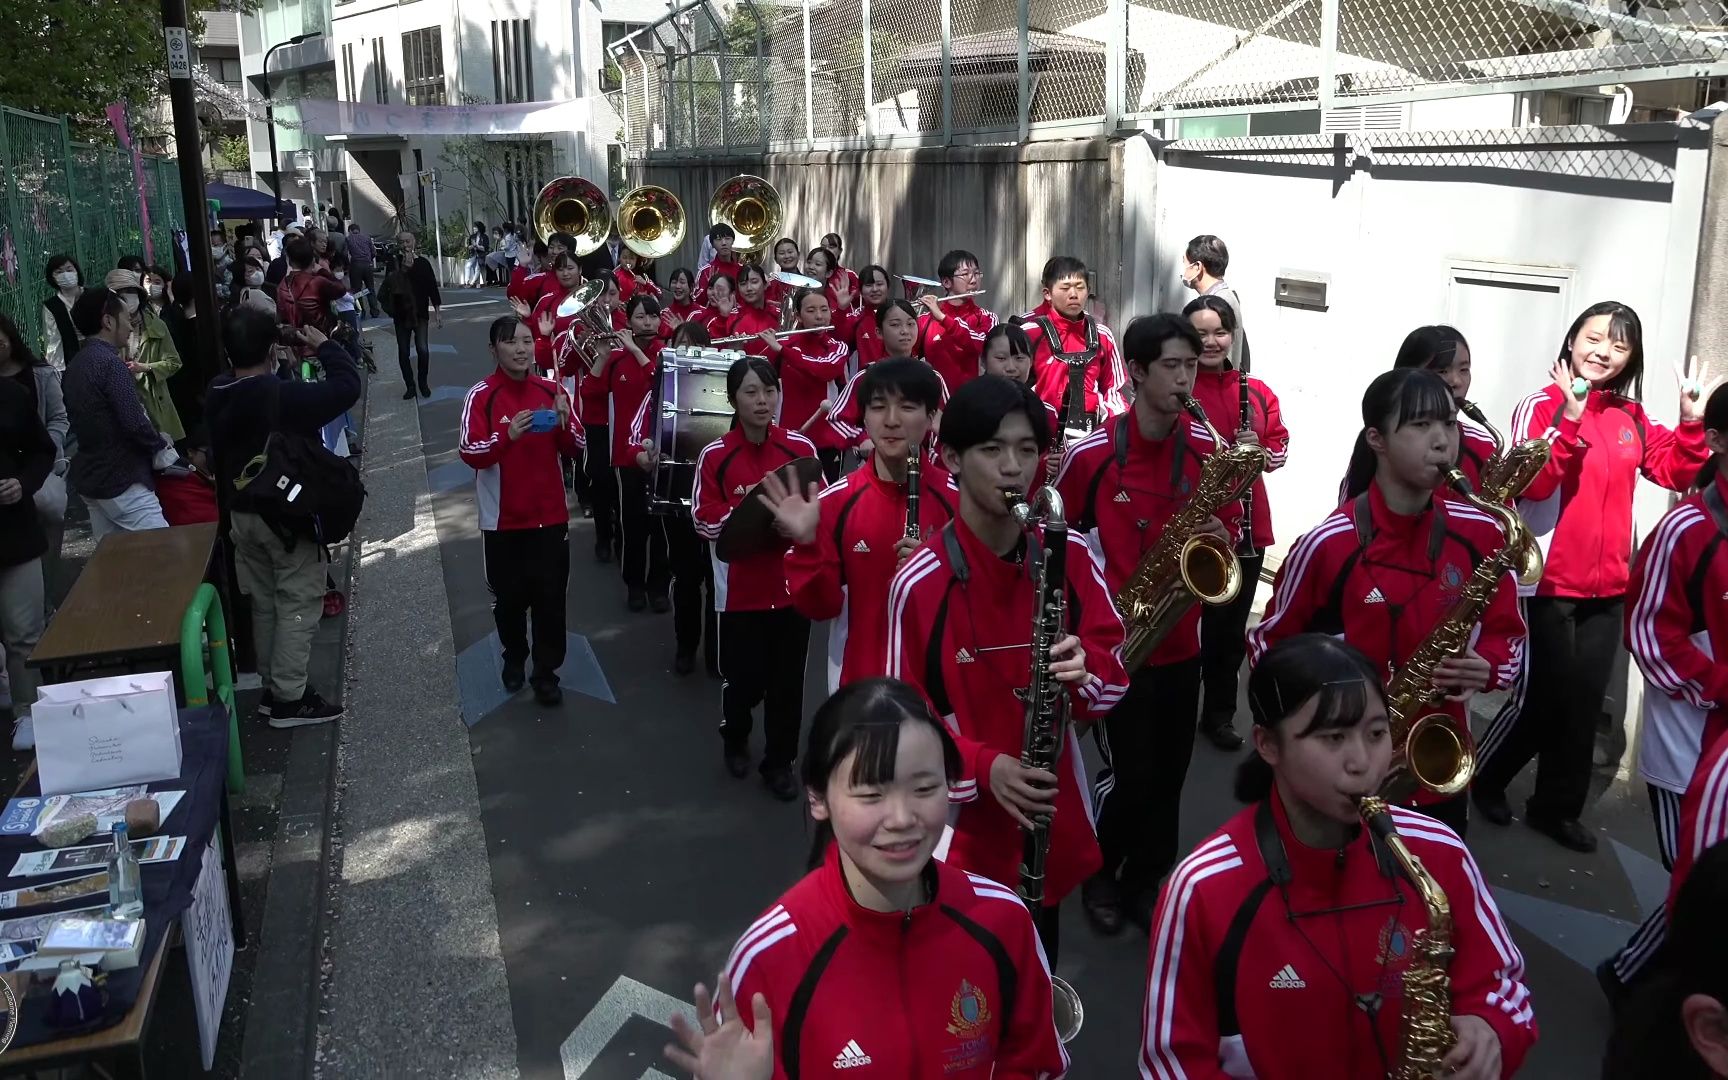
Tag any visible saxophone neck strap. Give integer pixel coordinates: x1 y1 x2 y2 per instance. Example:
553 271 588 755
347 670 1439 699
1351 491 1445 562
1255 799 1401 893
942 519 1042 585
1113 410 1190 490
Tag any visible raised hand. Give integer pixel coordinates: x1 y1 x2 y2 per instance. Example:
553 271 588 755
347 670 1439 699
664 976 774 1080
758 468 821 545
1549 357 1586 421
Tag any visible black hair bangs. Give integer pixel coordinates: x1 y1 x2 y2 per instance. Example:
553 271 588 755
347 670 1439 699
1383 369 1457 431
860 358 944 414
1247 634 1386 736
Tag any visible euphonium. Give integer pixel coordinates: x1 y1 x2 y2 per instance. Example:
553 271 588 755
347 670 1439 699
1360 797 1456 1079
1379 467 1536 800
550 278 616 375
1002 487 1084 1045
1114 396 1267 669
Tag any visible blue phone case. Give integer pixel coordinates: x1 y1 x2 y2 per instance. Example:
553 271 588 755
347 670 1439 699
530 409 558 433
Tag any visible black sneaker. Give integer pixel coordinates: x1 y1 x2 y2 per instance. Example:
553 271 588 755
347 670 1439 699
627 588 649 613
532 680 563 707
723 747 751 779
673 650 696 676
1472 785 1514 827
1080 873 1126 937
418 382 432 399
268 691 344 729
762 767 799 802
401 386 417 400
1198 712 1244 751
255 691 275 719
501 659 526 693
1525 809 1598 853
649 594 672 614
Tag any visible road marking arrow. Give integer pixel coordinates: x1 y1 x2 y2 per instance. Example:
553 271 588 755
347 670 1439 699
561 975 693 1079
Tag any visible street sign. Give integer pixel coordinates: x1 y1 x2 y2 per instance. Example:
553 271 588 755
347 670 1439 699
560 975 691 1079
165 27 192 80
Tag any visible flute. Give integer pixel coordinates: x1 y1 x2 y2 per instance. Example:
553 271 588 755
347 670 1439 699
905 456 922 542
710 326 833 347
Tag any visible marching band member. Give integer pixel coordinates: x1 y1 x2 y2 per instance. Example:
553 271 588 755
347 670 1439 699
763 238 804 311
916 250 997 394
631 321 721 677
756 287 848 478
614 249 661 306
772 359 955 692
526 253 584 375
832 264 892 373
693 357 818 801
983 323 1060 491
1141 633 1536 1080
803 247 844 311
701 273 740 341
729 265 781 359
1604 383 1728 993
458 317 584 707
1053 313 1232 934
820 232 860 299
1474 301 1712 852
1249 368 1525 835
826 299 932 450
663 267 706 330
673 678 1066 1080
1024 255 1127 424
695 223 744 304
575 272 625 565
1184 294 1289 753
887 374 1129 961
611 294 672 613
506 239 554 311
1393 325 1497 494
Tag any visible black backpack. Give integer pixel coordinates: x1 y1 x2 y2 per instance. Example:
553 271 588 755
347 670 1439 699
378 261 415 322
234 380 367 546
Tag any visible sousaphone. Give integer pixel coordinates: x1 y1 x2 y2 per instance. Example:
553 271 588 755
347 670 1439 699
533 177 612 256
710 174 781 256
618 185 687 260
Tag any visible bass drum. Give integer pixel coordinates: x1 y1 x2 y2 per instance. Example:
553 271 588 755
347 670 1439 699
649 347 743 514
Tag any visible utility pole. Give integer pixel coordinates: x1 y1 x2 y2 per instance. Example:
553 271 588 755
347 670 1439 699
161 0 224 382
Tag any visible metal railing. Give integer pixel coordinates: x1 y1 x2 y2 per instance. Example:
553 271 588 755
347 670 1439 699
610 0 1728 156
0 105 186 350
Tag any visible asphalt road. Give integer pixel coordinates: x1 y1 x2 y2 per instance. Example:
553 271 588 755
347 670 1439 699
412 291 1655 1079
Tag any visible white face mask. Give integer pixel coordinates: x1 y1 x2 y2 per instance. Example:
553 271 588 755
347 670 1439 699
54 270 77 289
120 295 140 315
246 271 264 287
147 284 165 300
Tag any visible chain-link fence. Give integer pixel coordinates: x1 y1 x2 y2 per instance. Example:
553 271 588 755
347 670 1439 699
0 105 186 352
613 0 1728 155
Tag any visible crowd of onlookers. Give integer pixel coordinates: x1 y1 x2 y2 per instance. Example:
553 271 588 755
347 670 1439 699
0 205 381 754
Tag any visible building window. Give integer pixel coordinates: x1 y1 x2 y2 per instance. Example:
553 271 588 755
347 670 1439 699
201 57 243 88
601 24 646 92
501 140 553 227
491 19 534 104
402 27 446 106
371 37 389 104
341 42 357 101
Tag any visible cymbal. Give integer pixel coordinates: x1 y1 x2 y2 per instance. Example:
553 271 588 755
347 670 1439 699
715 457 825 562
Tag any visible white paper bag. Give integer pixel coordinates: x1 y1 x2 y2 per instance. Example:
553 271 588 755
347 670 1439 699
32 673 183 796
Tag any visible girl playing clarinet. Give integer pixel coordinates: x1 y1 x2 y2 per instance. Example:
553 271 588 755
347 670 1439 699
1142 634 1536 1080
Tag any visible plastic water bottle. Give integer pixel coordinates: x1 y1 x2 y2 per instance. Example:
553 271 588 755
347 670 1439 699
106 824 143 919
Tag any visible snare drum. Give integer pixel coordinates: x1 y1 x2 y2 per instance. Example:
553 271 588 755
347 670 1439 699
648 346 744 514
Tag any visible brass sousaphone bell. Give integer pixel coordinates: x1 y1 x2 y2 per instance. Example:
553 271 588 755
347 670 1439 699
710 174 782 257
618 184 687 260
532 177 612 256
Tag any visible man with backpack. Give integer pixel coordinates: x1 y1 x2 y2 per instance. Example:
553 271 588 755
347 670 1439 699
206 308 362 728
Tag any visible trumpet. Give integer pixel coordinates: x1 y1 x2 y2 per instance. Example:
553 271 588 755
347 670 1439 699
710 326 832 347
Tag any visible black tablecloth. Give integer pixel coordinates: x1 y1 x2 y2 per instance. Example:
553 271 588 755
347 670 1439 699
0 705 228 1049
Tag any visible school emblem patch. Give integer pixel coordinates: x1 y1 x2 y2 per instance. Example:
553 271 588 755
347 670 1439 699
946 979 992 1037
1377 916 1411 964
1619 427 1636 446
1441 563 1465 592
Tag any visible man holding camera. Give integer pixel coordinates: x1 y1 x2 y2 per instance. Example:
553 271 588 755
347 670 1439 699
206 310 362 728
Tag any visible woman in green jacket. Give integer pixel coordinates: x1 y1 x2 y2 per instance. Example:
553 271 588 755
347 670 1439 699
105 268 185 442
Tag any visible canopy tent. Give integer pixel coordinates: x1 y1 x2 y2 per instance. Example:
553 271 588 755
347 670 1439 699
204 182 294 221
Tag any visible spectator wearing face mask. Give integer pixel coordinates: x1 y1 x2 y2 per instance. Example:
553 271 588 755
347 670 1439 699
40 256 83 372
62 287 169 538
104 269 185 443
230 256 276 316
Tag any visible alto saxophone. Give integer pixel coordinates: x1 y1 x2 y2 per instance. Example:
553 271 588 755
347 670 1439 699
1360 797 1456 1080
1002 487 1084 1045
1459 402 1547 587
1114 396 1268 669
1380 468 1540 801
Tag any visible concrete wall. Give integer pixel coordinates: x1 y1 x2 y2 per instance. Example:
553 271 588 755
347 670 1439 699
629 139 1124 317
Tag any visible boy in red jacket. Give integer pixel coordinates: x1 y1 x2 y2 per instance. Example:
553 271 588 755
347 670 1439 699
1024 255 1127 429
887 374 1129 961
1054 313 1235 935
694 223 744 305
610 294 671 611
459 316 584 706
916 250 997 394
770 359 956 692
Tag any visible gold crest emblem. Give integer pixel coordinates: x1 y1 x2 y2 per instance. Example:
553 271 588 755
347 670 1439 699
946 979 992 1037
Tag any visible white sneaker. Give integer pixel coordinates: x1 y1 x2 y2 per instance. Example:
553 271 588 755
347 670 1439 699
11 714 33 752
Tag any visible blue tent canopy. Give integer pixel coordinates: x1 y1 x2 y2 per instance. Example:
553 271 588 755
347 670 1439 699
204 182 294 221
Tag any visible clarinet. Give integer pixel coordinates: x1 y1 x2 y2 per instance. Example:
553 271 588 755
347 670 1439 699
1235 339 1257 557
904 456 922 542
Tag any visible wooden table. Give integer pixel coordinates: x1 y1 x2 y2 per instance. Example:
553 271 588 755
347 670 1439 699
0 929 175 1075
29 524 218 699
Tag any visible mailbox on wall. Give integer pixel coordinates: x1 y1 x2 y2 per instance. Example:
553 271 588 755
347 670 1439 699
1274 271 1329 311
